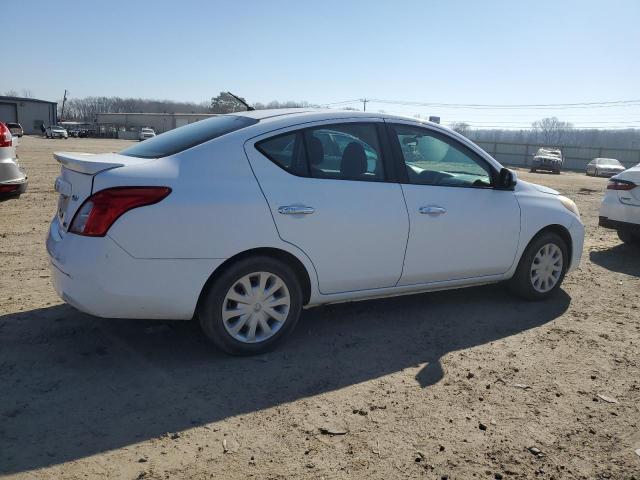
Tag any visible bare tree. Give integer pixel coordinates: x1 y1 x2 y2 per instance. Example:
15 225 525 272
4 90 18 97
449 121 471 137
210 92 248 113
531 117 573 145
21 89 33 98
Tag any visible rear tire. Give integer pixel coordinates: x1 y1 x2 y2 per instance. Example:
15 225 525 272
198 256 303 355
618 230 640 246
508 231 568 300
530 168 537 173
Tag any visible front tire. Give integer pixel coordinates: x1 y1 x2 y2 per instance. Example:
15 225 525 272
198 256 303 355
618 230 640 246
509 231 568 300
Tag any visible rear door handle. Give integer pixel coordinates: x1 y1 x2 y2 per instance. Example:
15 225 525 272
278 205 315 215
418 206 447 216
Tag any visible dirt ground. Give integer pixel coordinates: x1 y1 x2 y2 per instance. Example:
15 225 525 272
1 136 639 480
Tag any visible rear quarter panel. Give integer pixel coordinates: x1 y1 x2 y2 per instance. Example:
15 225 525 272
96 133 319 295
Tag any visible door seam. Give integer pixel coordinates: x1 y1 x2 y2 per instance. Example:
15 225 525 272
395 183 412 287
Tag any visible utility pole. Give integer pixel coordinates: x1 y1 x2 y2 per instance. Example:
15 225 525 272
360 98 368 112
60 89 68 121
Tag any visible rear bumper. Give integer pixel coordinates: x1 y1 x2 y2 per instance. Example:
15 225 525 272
599 216 640 233
531 162 561 172
568 219 585 273
0 178 27 198
596 170 624 177
599 191 640 226
46 218 224 320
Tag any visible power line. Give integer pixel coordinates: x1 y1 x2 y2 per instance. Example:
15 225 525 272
319 98 640 110
368 98 640 109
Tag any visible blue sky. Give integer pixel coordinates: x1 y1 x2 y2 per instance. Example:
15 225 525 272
4 0 640 127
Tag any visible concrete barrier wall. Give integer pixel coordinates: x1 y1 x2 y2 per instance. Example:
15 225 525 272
474 141 640 171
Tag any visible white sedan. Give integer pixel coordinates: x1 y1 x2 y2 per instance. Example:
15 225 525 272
586 158 626 177
599 163 640 245
138 127 156 141
47 110 584 354
46 125 68 139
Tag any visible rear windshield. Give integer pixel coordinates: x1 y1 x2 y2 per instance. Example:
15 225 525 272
120 115 258 159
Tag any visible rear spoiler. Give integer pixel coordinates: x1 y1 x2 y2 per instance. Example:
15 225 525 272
53 152 149 175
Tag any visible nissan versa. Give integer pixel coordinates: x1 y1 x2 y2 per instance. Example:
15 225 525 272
47 110 584 354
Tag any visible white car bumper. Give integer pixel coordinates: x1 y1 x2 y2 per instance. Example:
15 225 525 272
46 218 224 319
600 190 640 226
568 218 584 273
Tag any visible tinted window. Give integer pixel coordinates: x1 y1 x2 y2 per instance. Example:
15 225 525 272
121 115 258 159
392 125 492 188
305 124 384 181
256 131 308 176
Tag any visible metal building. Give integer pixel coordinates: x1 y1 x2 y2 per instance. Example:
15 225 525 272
95 112 217 138
0 96 58 134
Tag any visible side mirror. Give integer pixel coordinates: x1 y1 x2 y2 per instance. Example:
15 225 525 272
497 167 517 190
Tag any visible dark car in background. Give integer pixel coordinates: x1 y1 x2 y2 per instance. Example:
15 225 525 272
531 147 563 174
6 122 23 137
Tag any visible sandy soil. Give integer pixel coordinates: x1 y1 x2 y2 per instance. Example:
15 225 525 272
1 136 639 479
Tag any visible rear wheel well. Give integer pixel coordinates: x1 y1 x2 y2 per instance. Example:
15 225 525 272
196 248 312 312
530 224 573 266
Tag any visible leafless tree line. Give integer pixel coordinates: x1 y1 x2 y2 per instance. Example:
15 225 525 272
455 117 640 150
3 89 33 98
59 93 312 120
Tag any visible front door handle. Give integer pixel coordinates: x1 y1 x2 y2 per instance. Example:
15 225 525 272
278 205 315 215
418 206 447 216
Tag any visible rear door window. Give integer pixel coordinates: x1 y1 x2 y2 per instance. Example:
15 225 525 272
120 115 258 159
255 131 308 176
304 124 385 181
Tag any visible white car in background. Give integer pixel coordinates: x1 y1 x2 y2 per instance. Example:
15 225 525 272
599 163 640 245
139 127 156 141
586 158 626 177
47 110 584 354
46 125 68 139
0 122 28 198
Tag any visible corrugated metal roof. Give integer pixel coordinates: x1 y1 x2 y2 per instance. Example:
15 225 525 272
0 96 57 105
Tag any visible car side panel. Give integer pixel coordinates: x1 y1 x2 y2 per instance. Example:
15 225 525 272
509 187 582 276
96 134 321 302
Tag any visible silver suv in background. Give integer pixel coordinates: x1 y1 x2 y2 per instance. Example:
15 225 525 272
0 122 27 199
531 147 563 174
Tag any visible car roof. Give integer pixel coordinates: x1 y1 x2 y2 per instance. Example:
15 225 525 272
231 108 446 132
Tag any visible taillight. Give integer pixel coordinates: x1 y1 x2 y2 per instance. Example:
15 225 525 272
69 186 171 237
607 179 636 191
0 184 19 193
0 122 12 147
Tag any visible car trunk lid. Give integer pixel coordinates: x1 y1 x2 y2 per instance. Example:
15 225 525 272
53 152 152 232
